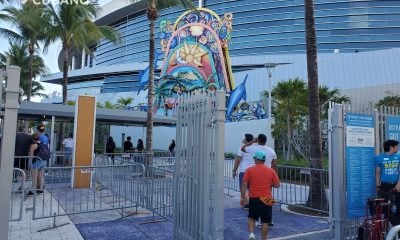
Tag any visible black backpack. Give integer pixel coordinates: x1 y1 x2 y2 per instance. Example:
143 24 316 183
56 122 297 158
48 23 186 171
37 142 50 160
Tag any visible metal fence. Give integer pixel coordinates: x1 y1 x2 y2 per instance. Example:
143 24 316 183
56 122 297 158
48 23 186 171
32 164 145 220
173 91 225 240
224 159 329 213
9 168 26 222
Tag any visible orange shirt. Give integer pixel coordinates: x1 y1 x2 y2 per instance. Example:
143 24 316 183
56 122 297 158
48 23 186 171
243 164 280 198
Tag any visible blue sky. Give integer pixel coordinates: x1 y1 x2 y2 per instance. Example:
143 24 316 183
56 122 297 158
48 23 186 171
0 0 112 100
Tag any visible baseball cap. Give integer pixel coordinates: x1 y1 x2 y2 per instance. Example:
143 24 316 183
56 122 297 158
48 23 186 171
253 151 266 161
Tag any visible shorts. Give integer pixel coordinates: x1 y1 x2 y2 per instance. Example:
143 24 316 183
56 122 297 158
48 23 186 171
31 159 47 170
239 172 245 187
248 198 272 223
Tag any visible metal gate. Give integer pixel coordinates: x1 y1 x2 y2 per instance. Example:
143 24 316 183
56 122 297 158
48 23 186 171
329 103 400 239
173 90 225 240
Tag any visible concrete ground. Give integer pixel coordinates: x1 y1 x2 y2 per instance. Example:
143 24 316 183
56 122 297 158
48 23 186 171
9 186 331 240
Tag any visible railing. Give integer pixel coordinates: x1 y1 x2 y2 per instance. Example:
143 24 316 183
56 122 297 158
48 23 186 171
9 168 26 221
142 166 174 222
224 159 329 213
32 164 145 220
49 151 73 167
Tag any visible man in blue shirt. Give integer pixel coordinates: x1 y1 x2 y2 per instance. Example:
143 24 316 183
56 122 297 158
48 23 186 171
376 139 400 217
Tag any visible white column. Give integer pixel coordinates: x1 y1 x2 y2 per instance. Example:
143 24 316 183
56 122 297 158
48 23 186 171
0 65 21 240
71 55 75 70
81 48 86 68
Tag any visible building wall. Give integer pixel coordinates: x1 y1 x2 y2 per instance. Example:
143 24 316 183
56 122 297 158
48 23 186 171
92 0 400 67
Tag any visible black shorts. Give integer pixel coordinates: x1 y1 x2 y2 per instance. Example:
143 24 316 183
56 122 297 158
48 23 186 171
248 198 272 223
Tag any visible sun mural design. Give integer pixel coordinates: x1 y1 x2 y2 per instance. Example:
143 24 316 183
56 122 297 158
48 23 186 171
178 42 207 67
157 8 234 116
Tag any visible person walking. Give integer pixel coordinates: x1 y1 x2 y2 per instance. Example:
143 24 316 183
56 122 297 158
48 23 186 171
169 139 176 157
106 136 116 164
232 133 254 208
123 136 134 152
376 139 400 219
241 133 278 226
241 151 280 240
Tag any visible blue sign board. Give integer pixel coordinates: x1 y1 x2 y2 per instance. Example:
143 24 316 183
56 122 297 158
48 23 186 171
386 116 400 141
345 113 375 218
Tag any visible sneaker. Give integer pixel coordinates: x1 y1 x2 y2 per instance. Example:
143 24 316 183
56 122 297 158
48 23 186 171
249 232 255 240
243 204 249 209
36 190 44 194
268 222 274 227
27 191 34 196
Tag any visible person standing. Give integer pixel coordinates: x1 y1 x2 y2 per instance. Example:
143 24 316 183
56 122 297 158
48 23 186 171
62 133 74 166
136 139 144 153
376 139 400 218
232 133 254 208
241 151 280 240
14 126 33 189
106 136 116 164
169 139 176 157
27 133 46 195
14 126 32 170
123 136 134 152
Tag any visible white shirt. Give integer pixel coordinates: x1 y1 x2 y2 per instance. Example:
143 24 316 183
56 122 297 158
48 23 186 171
236 146 255 173
62 138 74 148
244 144 277 168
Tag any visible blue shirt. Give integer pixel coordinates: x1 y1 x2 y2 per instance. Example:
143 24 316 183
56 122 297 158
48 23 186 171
39 134 49 146
376 153 400 183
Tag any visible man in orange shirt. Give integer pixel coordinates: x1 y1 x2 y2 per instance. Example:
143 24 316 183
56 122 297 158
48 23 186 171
241 151 280 240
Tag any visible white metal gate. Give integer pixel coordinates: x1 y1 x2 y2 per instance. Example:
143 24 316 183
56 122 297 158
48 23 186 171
329 103 400 239
173 90 225 240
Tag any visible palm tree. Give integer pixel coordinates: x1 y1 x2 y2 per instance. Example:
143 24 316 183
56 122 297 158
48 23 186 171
0 1 49 101
0 40 48 100
117 97 133 108
144 0 195 154
269 78 308 160
304 0 327 210
43 1 120 105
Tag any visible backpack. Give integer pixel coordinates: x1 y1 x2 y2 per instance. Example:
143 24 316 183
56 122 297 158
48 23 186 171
37 142 50 160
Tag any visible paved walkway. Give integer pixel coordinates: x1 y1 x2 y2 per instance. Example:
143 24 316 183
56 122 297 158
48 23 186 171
8 190 330 240
8 191 83 240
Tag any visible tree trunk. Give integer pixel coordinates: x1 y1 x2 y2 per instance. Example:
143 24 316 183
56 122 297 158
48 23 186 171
286 115 292 160
27 43 34 102
59 44 69 153
145 1 158 166
304 0 328 211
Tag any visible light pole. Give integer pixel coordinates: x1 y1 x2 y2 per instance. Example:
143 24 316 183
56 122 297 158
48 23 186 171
265 63 278 148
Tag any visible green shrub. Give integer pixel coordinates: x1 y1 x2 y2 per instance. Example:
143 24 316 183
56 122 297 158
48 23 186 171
224 152 236 159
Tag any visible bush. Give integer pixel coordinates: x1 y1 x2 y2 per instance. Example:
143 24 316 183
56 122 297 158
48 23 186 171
224 152 236 159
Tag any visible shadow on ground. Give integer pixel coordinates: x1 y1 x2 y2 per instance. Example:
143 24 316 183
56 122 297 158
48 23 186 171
76 206 328 240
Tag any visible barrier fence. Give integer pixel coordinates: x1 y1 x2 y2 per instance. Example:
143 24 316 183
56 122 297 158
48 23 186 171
9 168 25 222
224 159 329 213
32 164 145 220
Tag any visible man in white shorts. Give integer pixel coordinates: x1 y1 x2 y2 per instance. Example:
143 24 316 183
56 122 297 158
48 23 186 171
232 134 255 208
241 133 277 226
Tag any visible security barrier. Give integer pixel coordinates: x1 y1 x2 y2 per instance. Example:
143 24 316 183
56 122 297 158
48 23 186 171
224 159 329 213
32 164 145 220
9 168 26 222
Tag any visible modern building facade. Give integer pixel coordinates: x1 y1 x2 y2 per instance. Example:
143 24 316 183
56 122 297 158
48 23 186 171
43 0 400 152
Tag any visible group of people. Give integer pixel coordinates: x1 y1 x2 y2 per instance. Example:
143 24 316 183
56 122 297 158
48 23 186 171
14 125 50 195
233 133 280 240
106 136 144 154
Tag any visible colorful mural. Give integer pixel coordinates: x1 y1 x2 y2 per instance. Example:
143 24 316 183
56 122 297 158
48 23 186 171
155 8 234 114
